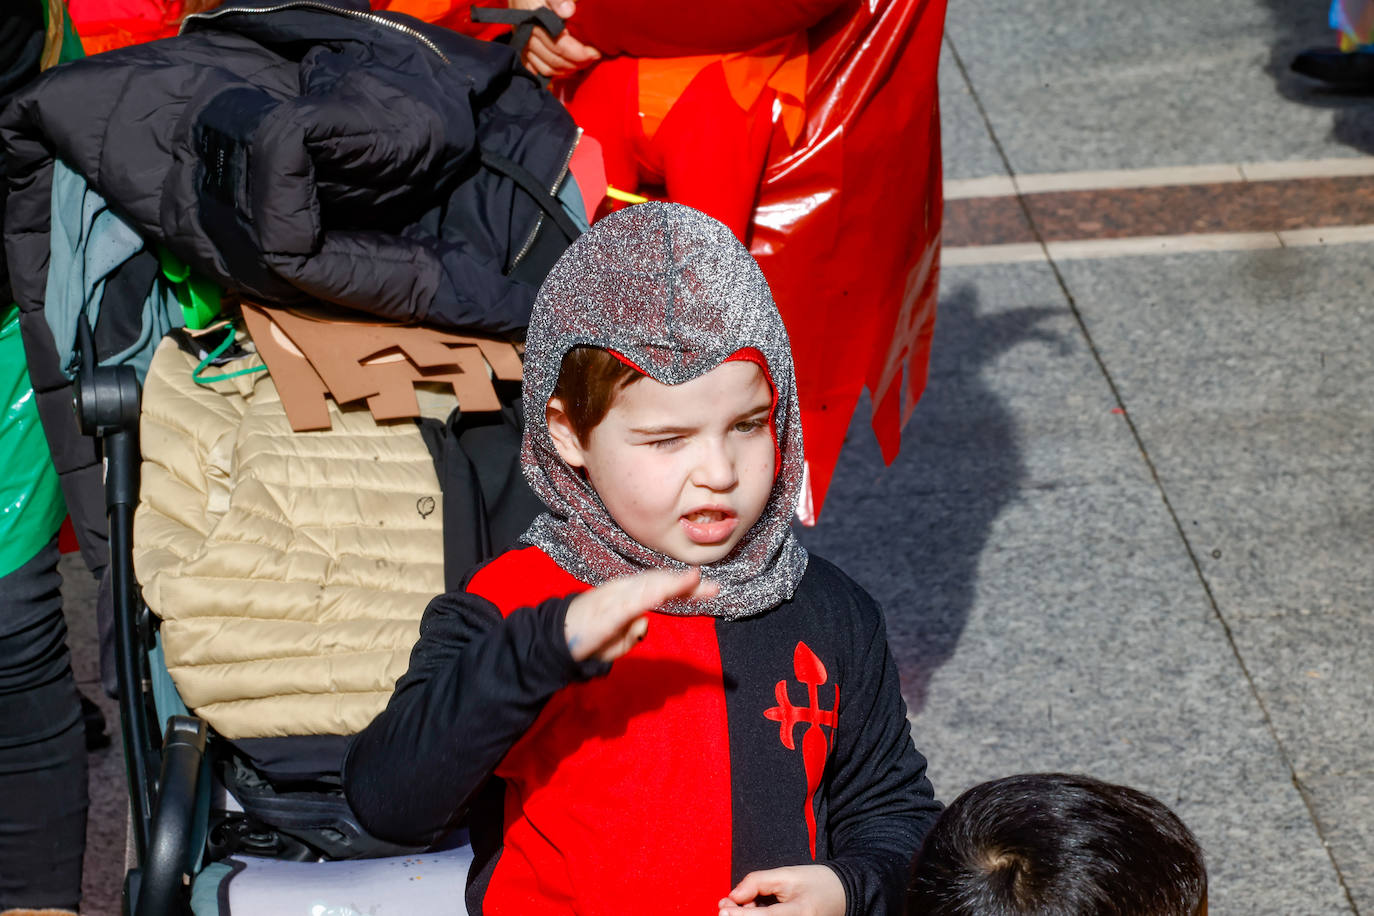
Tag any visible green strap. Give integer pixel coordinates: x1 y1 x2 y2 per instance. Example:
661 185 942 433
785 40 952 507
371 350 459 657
191 321 268 386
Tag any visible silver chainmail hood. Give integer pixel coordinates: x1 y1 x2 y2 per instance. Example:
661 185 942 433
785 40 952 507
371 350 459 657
519 201 808 619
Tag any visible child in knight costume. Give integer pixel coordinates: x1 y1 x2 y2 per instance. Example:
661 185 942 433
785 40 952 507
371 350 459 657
344 202 940 915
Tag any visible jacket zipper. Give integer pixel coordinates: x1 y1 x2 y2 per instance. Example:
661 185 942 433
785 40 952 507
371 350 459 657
509 126 581 271
181 1 450 63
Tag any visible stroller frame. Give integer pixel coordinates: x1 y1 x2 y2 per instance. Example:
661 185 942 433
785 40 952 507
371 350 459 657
75 328 206 916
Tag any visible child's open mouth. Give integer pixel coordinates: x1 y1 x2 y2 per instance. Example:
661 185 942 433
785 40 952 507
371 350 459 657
679 508 738 545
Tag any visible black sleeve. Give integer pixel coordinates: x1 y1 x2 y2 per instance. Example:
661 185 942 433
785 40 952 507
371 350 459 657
820 588 942 916
0 1 45 305
0 4 43 101
342 588 609 846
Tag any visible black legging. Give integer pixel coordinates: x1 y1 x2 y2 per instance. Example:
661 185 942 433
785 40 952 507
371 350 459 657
0 536 87 911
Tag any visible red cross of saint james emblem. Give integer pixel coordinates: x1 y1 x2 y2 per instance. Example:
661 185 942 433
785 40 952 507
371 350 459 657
763 641 839 859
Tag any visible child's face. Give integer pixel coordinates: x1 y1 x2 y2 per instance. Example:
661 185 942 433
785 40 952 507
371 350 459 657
549 361 777 566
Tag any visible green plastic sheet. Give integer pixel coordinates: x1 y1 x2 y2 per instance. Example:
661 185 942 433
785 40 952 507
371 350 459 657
0 304 67 578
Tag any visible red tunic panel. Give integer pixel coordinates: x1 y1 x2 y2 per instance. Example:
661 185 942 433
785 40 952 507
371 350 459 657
467 547 734 914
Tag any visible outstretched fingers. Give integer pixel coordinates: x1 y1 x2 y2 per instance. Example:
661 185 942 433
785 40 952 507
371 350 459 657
565 568 719 663
624 567 720 609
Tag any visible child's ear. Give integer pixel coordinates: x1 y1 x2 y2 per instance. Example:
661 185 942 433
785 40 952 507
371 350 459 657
546 397 588 468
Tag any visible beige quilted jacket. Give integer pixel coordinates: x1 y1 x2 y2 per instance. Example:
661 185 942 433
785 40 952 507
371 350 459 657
134 337 447 739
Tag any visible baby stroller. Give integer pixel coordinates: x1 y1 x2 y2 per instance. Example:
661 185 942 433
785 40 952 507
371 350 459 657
77 302 542 914
0 2 585 912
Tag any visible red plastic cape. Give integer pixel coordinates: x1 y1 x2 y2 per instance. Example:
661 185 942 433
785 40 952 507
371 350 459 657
751 0 947 519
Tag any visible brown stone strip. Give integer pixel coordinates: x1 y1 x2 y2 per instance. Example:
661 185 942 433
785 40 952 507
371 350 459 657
942 195 1037 247
942 174 1374 248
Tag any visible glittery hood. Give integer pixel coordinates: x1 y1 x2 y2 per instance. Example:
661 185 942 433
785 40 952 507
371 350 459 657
519 202 808 619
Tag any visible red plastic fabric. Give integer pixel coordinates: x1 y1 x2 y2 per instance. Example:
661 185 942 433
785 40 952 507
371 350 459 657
560 55 785 242
751 0 947 517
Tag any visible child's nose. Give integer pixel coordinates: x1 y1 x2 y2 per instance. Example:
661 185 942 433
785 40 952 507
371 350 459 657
691 442 738 491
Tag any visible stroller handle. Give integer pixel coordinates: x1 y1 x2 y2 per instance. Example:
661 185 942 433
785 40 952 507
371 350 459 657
74 352 161 883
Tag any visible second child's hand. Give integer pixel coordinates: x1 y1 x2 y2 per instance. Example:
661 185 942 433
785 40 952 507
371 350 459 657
507 0 601 79
564 568 719 664
717 866 846 916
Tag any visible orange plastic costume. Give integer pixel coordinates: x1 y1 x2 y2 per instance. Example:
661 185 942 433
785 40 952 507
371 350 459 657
64 0 184 52
553 0 949 518
371 0 509 38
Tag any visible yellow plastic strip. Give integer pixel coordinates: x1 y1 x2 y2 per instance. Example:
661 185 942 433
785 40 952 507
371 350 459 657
605 186 650 205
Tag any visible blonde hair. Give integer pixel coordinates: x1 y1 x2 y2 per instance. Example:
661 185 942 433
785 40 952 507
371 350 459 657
40 0 64 70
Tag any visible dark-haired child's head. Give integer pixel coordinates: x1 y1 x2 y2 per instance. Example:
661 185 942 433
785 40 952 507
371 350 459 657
907 773 1206 916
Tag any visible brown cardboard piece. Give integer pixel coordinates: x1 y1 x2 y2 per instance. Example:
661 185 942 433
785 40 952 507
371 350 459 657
240 303 523 432
240 304 333 431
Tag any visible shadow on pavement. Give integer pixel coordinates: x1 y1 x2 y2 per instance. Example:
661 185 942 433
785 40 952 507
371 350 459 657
802 285 1065 714
1259 0 1374 153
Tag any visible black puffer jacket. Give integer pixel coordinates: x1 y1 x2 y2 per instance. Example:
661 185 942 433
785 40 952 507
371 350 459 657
2 0 579 333
0 0 579 574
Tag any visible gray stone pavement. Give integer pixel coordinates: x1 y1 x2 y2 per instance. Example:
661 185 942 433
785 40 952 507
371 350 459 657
61 0 1374 912
810 1 1370 912
59 554 124 916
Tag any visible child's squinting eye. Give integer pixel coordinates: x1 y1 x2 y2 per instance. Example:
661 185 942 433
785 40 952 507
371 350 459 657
734 419 768 434
649 436 684 449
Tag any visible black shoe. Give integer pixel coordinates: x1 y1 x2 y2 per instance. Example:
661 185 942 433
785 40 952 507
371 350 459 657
80 691 111 751
1291 46 1374 89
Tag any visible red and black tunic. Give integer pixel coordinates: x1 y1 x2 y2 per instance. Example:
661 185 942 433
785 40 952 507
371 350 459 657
344 547 939 915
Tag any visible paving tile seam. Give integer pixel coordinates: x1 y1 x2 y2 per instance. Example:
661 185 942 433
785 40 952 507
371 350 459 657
1228 609 1374 622
944 157 1374 200
1144 464 1374 490
1295 768 1374 781
943 225 1374 267
942 36 1363 909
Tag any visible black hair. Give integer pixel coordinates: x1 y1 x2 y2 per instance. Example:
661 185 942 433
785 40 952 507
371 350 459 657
907 773 1206 916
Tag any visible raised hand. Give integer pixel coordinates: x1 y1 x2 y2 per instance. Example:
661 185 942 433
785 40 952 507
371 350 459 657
564 567 718 663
